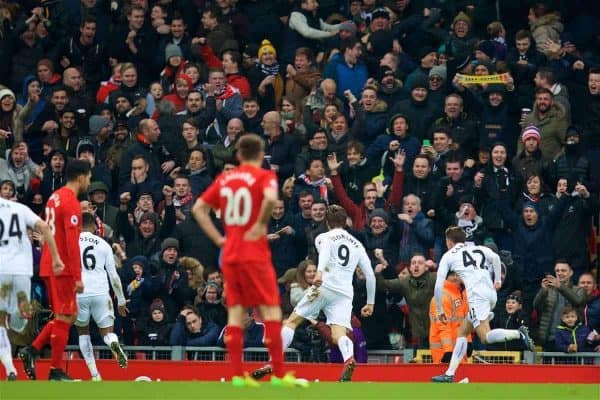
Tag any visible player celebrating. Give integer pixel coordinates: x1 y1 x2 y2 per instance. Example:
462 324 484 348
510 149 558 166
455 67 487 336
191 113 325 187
19 160 92 381
192 133 293 387
253 205 376 382
76 213 129 380
0 197 64 381
431 226 534 383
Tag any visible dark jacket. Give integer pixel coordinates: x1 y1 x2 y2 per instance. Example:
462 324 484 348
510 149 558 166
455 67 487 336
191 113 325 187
474 164 521 231
350 101 389 148
169 315 220 346
269 214 301 277
116 207 176 259
137 318 173 346
265 133 299 182
173 216 220 269
488 309 529 351
217 322 265 348
554 322 593 352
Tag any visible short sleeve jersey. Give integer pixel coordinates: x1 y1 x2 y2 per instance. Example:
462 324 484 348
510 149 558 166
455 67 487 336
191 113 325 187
315 228 372 299
201 164 278 264
438 243 498 295
0 198 41 276
78 231 115 298
40 186 82 279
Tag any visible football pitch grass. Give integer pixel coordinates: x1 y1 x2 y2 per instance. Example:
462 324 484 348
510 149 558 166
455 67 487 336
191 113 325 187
1 382 598 400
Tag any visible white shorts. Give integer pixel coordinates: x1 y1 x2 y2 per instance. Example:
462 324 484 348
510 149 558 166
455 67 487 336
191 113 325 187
293 286 352 330
466 284 497 329
75 294 115 329
0 274 31 315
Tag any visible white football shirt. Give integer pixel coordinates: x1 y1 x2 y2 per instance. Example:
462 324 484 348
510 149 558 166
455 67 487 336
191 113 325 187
315 228 375 303
0 198 41 275
78 232 125 305
435 242 501 312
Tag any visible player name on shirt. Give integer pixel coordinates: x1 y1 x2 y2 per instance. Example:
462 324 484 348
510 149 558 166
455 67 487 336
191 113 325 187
219 171 257 186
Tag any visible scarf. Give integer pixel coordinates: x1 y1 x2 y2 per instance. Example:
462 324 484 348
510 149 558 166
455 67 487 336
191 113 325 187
215 83 239 100
174 192 193 207
299 174 328 203
260 62 279 76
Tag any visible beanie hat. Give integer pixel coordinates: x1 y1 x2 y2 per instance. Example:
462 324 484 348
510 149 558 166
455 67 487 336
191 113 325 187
378 65 395 81
522 201 539 214
88 181 109 195
130 255 147 269
371 7 390 20
455 53 472 70
76 139 95 158
388 113 409 132
0 88 15 101
458 194 476 207
476 40 496 60
453 11 471 26
369 208 389 224
258 39 276 58
89 115 111 136
484 83 505 96
161 237 180 252
521 125 541 143
429 65 447 81
150 299 165 314
165 43 183 62
417 46 436 61
339 20 357 34
243 43 259 59
139 211 159 226
410 76 429 91
175 73 193 90
565 126 580 138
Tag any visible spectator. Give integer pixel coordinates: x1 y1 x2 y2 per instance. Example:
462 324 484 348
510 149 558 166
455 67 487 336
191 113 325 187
374 254 436 348
263 111 298 182
268 199 300 277
323 37 368 99
247 40 284 112
488 294 530 351
533 260 587 350
217 309 265 348
284 47 321 105
0 142 41 201
528 3 563 57
578 273 600 334
169 306 220 346
339 141 379 205
137 300 173 346
514 173 556 218
520 88 569 162
294 129 329 177
512 126 550 183
397 194 434 264
195 281 227 329
554 305 593 353
551 127 592 191
347 86 388 148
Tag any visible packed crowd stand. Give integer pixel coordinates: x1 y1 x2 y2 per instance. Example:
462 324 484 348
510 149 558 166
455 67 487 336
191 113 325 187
1 0 600 365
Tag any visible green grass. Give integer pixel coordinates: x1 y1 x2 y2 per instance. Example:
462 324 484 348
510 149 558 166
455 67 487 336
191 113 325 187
1 382 598 400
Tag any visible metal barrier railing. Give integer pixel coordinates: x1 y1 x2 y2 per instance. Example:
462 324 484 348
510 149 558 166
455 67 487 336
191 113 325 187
63 346 600 365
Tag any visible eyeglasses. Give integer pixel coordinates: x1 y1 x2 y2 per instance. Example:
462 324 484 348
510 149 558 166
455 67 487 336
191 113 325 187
429 76 442 82
507 295 521 303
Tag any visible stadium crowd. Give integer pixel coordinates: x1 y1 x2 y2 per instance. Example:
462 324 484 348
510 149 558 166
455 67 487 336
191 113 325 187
1 0 600 363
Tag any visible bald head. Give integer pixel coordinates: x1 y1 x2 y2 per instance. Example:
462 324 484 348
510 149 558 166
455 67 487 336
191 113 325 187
63 67 83 91
262 111 281 137
321 79 337 101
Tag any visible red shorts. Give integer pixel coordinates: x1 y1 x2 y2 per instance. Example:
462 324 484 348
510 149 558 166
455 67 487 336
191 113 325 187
221 261 280 307
44 276 78 315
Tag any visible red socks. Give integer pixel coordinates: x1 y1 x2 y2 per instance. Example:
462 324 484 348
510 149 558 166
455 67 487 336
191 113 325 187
32 320 54 352
50 319 70 370
225 326 244 377
264 320 283 377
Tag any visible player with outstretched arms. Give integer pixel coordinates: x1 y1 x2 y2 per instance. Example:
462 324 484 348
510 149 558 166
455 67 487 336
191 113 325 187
431 226 534 383
0 197 63 381
252 205 376 382
76 213 129 380
19 159 91 381
193 133 297 387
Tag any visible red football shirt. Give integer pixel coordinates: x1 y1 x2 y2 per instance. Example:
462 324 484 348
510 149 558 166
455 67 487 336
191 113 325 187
40 186 82 280
201 165 278 264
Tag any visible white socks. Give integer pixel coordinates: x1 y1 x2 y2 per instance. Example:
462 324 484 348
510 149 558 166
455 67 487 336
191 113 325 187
0 327 16 375
103 332 119 346
445 336 467 376
486 329 521 344
79 335 100 378
281 326 295 351
337 335 354 362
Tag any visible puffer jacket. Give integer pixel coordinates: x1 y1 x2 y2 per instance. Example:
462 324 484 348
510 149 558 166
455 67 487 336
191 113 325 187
533 282 586 345
520 102 569 162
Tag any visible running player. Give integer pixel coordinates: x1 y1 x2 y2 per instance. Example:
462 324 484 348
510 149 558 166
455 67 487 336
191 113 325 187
431 226 534 383
0 197 63 381
252 205 376 382
19 159 91 381
76 213 128 380
192 133 293 387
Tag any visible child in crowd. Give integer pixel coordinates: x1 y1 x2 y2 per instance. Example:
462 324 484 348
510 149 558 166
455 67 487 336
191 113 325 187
554 305 594 353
